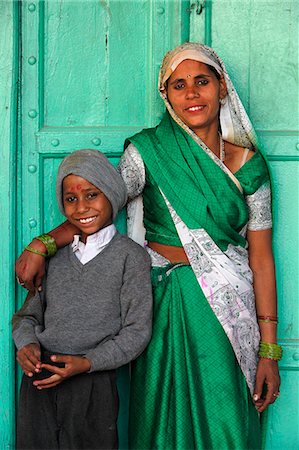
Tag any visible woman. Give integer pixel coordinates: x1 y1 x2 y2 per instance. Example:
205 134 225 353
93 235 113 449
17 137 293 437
16 43 281 449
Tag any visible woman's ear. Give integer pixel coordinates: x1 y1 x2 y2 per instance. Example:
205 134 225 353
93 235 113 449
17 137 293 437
219 75 227 100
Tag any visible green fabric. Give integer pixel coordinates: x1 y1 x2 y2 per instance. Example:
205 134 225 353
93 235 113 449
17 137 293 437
143 167 182 246
129 265 261 449
234 150 269 195
127 112 268 448
128 112 269 251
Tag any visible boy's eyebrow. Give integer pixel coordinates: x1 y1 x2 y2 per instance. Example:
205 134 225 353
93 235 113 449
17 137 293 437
169 74 211 85
63 186 101 195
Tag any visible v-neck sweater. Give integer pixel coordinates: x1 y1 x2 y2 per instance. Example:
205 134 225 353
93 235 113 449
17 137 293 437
12 233 152 372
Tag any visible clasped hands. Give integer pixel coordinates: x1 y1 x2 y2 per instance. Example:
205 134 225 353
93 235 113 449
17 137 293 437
17 343 91 390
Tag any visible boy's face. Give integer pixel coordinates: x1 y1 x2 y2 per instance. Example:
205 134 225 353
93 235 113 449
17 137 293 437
63 174 113 243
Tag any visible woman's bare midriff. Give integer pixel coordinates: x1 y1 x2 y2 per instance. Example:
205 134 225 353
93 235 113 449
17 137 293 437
148 241 190 264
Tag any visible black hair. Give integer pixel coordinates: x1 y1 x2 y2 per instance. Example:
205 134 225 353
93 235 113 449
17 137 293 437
206 64 221 80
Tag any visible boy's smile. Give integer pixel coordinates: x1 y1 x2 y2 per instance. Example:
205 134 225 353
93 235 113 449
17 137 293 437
63 174 113 243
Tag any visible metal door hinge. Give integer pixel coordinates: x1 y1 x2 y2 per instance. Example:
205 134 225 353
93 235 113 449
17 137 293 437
187 1 205 15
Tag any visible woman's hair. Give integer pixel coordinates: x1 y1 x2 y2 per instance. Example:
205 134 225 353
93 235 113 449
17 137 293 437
206 64 221 80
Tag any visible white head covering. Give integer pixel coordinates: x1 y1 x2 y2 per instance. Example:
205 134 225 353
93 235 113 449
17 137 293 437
158 42 257 150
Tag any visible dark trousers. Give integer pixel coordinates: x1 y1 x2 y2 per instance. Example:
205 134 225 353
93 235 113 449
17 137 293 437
17 351 119 450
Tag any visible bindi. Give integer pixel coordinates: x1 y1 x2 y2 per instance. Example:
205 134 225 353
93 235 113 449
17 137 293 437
69 184 82 191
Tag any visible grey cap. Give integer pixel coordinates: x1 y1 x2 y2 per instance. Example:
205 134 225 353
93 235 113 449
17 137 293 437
56 149 127 220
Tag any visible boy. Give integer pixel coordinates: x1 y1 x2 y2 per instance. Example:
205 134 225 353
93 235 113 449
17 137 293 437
12 149 152 450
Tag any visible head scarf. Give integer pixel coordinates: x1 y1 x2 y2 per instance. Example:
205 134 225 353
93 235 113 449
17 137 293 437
158 42 257 150
56 149 127 219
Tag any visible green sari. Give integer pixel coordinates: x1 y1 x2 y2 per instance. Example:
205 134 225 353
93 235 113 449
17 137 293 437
129 266 260 449
118 43 272 449
125 112 267 449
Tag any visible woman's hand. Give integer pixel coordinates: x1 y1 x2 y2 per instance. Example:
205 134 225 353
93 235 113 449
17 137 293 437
17 343 42 377
32 354 91 390
253 358 280 412
15 239 46 293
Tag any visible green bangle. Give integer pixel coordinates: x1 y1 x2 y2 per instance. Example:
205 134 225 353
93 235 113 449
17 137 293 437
258 341 283 361
35 234 57 257
258 319 278 324
25 245 47 258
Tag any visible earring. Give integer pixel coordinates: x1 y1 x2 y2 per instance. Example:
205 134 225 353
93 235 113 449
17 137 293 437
219 98 226 105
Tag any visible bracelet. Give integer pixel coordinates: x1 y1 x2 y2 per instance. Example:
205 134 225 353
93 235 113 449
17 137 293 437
258 341 283 361
257 315 278 322
25 245 47 258
35 234 57 257
258 319 278 324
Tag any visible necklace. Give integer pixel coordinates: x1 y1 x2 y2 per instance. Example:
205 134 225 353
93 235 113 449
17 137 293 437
219 133 225 162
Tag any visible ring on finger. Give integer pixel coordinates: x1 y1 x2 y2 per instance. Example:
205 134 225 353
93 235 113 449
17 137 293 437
272 392 280 398
16 276 25 286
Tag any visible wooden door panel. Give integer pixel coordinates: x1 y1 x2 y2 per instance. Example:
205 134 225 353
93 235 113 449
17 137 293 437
21 0 188 248
190 1 299 448
19 1 189 448
43 1 155 128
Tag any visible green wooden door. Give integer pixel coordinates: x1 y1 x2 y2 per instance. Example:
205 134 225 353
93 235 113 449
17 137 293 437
1 0 298 448
190 1 299 448
13 1 189 449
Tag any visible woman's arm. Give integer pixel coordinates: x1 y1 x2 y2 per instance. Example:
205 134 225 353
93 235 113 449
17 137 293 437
16 143 144 292
247 228 281 412
15 221 79 292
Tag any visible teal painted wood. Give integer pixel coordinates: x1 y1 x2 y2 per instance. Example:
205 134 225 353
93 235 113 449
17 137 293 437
17 1 189 448
190 0 299 448
8 1 298 448
0 1 18 448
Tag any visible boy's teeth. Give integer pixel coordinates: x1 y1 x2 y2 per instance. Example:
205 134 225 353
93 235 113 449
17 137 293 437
79 216 96 224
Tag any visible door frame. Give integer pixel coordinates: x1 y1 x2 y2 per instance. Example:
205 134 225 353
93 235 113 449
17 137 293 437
0 0 19 447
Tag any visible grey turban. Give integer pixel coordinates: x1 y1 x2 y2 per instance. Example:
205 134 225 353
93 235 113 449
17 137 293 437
56 149 127 219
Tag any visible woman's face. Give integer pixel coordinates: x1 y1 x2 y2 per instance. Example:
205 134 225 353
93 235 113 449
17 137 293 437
166 59 226 136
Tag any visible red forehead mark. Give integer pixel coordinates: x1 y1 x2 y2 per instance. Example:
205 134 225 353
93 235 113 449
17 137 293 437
68 184 82 192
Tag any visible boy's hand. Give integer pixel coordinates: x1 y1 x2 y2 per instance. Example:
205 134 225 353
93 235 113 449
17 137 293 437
17 343 42 377
33 354 91 389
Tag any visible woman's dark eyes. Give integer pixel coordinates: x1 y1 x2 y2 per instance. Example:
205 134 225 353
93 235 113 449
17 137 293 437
175 83 185 90
197 79 208 86
174 79 208 89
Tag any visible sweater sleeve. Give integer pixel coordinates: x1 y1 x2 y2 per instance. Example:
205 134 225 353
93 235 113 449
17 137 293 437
12 291 44 350
85 247 152 371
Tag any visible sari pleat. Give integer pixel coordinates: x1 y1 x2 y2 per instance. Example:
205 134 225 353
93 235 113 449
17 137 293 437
129 265 261 450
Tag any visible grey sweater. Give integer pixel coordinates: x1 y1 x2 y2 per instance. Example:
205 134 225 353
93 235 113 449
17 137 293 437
12 233 152 372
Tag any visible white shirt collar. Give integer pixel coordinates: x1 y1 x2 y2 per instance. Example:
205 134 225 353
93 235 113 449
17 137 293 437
71 224 117 264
